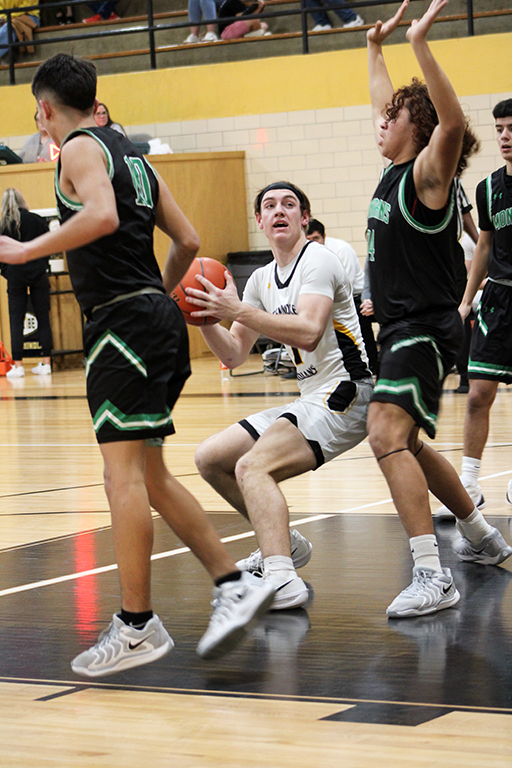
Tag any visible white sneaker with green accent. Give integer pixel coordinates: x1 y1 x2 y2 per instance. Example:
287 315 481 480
236 528 313 573
453 526 512 565
71 613 174 677
386 567 460 618
197 571 275 659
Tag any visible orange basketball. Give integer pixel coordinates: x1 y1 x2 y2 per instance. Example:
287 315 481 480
171 257 230 326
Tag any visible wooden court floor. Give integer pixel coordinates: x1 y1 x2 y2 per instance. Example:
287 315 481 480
0 354 511 767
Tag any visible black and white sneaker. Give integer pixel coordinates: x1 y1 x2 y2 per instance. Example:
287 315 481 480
386 567 460 618
265 571 309 611
453 526 512 565
71 613 174 677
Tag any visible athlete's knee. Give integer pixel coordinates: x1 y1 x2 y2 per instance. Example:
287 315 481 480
368 413 409 460
234 449 266 488
467 380 498 412
194 440 219 482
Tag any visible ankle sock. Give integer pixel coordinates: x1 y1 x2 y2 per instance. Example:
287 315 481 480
410 534 442 572
461 456 481 486
215 570 242 587
119 608 153 628
457 507 493 544
264 555 294 573
263 555 295 582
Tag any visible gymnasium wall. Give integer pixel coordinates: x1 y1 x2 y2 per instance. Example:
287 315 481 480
1 32 511 257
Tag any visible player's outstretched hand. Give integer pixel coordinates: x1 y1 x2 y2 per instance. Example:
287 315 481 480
186 271 242 322
367 0 409 46
406 0 448 45
0 235 27 264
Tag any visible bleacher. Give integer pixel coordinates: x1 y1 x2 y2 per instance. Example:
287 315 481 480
1 0 511 85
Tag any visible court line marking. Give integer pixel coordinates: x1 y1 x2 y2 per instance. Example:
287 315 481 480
2 465 512 599
2 676 512 713
0 502 393 599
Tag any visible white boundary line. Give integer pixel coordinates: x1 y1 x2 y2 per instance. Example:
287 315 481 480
0 499 394 599
2 468 511 600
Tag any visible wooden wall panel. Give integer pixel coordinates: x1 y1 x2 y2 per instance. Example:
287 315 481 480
0 152 247 359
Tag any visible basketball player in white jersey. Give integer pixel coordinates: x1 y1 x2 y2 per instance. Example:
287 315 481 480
184 182 373 610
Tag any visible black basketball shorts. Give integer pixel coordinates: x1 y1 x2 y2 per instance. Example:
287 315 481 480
372 310 463 439
84 292 191 444
469 281 512 384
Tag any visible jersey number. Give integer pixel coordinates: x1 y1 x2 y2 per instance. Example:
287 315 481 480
124 156 154 208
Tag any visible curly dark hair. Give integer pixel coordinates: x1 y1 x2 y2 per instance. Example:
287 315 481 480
385 78 480 177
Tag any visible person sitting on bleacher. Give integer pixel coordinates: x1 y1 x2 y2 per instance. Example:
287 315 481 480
0 0 40 60
218 0 269 40
84 1 119 23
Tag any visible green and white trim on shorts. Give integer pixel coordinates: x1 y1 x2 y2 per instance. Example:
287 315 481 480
86 329 147 378
92 400 173 434
390 335 444 379
373 375 437 434
468 359 512 378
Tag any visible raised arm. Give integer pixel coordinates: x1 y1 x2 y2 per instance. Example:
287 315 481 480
408 0 466 206
367 0 410 140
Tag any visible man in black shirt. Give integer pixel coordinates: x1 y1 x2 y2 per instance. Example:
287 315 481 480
457 99 512 508
366 0 511 619
0 53 274 675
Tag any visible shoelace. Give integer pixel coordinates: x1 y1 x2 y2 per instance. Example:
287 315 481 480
405 570 436 594
243 549 263 568
97 622 120 647
209 584 247 622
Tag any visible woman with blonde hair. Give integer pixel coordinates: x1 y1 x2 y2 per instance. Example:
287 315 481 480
0 188 52 378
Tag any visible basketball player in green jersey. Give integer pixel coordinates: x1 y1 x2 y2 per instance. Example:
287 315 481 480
366 0 511 618
0 53 275 675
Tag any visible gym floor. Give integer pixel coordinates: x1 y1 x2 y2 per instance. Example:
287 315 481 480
1 356 511 766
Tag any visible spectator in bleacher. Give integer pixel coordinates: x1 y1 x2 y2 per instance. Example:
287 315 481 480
185 0 222 43
84 1 119 23
55 6 75 24
218 0 269 40
0 0 40 59
18 112 53 163
94 103 126 136
305 0 363 32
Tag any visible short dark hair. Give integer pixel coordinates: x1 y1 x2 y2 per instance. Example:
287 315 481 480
32 53 97 113
307 218 325 237
493 99 512 120
254 181 311 216
386 77 480 177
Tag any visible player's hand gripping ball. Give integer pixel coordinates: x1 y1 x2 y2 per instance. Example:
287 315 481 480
171 257 230 326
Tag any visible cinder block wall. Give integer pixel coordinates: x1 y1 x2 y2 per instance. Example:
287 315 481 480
2 33 511 260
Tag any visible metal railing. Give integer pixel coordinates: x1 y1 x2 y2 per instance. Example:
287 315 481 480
0 0 497 85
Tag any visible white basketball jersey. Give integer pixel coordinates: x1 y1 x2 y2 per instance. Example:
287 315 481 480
243 240 370 397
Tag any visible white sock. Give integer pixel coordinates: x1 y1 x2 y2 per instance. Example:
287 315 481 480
410 534 442 572
461 456 481 486
263 555 295 581
457 507 493 544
